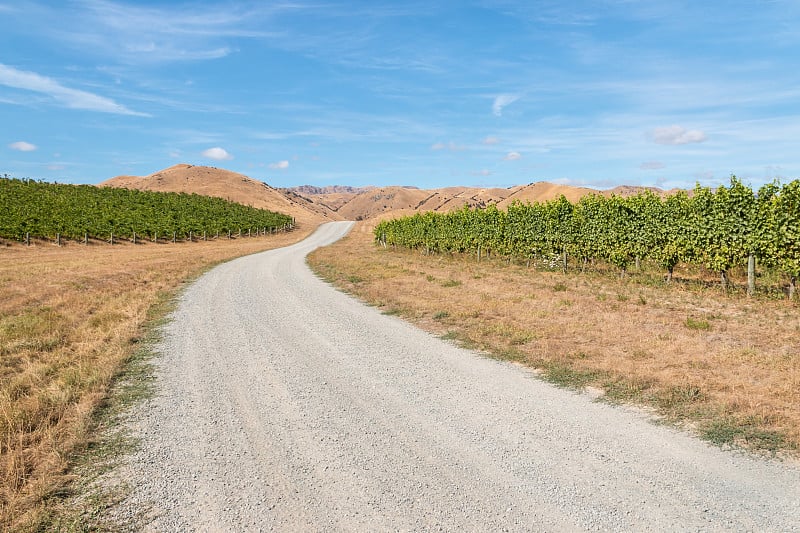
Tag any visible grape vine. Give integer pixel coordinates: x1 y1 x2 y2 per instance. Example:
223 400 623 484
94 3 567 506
375 176 800 297
0 177 293 242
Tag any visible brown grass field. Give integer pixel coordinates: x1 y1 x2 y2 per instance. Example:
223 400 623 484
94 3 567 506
309 223 800 457
3 216 798 529
0 228 313 530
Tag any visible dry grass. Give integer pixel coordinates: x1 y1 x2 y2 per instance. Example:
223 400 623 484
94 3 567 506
309 223 800 456
0 228 313 530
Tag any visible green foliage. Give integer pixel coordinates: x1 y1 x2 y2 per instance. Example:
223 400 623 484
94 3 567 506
0 177 292 242
374 176 800 295
684 317 711 331
689 177 756 276
768 180 800 282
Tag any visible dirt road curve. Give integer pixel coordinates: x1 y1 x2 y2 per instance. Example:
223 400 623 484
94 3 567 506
114 221 799 531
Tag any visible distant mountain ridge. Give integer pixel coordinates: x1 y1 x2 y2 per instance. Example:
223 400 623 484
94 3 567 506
284 185 377 195
102 164 680 224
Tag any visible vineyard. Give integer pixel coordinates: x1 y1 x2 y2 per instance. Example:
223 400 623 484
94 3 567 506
374 177 800 298
0 177 293 243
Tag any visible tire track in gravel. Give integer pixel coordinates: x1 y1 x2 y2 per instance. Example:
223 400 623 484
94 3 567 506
113 221 800 531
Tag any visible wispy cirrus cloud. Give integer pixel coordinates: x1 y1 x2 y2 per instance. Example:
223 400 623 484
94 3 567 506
0 63 147 115
640 160 665 170
492 94 520 116
43 0 288 64
269 160 289 170
503 151 522 161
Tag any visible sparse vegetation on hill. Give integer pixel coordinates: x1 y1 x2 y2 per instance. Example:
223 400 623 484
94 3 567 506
102 164 341 225
0 177 293 244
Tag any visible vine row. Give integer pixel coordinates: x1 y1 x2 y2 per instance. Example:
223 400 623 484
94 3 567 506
0 177 293 243
374 176 800 297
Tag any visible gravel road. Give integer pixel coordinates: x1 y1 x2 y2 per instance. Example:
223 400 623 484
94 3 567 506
113 221 799 531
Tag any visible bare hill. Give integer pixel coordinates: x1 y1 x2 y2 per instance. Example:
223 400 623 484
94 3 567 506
496 182 599 208
101 165 340 228
286 185 375 196
603 185 667 197
334 187 433 220
324 182 634 220
102 165 678 223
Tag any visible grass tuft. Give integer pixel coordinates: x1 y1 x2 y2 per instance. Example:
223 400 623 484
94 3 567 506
656 384 706 410
702 417 795 453
543 363 606 389
685 317 711 330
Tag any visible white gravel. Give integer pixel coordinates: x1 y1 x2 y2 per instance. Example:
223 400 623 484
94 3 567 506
111 221 800 531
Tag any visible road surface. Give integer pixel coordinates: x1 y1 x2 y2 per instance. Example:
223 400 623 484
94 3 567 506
113 221 800 531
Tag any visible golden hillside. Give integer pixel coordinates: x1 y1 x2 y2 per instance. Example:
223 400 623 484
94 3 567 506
101 164 340 228
102 165 676 223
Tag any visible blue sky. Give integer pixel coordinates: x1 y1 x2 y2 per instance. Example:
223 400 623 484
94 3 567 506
1 1 799 189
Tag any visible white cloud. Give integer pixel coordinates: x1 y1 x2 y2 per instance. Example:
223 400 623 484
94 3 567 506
651 125 707 145
0 63 147 116
430 141 464 151
53 1 276 64
269 160 289 170
492 94 520 116
640 160 665 170
504 151 522 161
201 147 233 160
471 169 492 176
482 136 500 145
9 141 36 151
